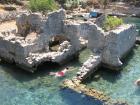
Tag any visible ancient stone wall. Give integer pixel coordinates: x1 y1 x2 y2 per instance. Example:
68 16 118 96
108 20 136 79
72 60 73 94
16 13 43 37
0 9 80 71
44 9 65 35
64 22 81 51
0 9 137 71
102 24 137 67
65 20 137 69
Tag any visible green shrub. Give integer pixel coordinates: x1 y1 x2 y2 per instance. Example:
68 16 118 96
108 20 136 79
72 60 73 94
103 16 123 31
29 0 58 12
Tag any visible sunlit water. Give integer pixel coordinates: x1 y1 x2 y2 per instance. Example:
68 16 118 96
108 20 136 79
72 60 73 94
85 17 140 105
0 49 98 105
0 17 140 105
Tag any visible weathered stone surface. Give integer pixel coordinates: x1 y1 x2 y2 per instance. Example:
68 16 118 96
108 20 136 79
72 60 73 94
64 21 81 51
102 24 137 68
44 9 65 36
16 13 43 37
76 54 101 81
0 9 81 72
87 23 105 52
86 24 137 69
0 8 137 72
63 18 137 69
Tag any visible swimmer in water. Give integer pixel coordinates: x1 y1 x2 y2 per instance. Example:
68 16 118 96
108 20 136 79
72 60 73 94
49 67 69 77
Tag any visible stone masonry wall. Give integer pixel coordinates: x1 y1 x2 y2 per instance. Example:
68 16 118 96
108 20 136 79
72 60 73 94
102 24 137 67
0 9 137 71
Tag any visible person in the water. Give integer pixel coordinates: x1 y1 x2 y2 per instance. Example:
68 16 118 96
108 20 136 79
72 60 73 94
49 68 69 77
135 79 140 86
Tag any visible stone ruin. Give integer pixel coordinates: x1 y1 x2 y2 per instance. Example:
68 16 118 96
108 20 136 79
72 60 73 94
74 22 137 81
0 9 81 72
0 9 138 72
62 10 137 105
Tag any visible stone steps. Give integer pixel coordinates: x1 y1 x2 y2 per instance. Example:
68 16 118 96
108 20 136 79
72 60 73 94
76 54 101 81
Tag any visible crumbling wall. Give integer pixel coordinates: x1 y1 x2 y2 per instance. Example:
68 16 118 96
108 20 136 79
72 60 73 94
39 9 66 49
87 23 137 68
44 9 65 36
86 23 105 52
64 22 81 51
16 13 43 37
0 8 137 71
64 21 105 52
102 24 137 67
0 9 79 71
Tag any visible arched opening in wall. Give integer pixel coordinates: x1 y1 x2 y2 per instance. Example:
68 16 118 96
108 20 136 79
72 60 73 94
49 35 69 52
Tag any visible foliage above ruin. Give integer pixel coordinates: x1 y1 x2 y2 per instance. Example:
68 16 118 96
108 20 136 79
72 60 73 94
103 16 123 31
29 0 58 12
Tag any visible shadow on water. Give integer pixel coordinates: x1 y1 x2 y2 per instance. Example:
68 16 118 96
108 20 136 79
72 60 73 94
121 45 137 69
84 46 136 85
0 58 82 83
59 88 103 105
83 67 122 85
0 49 90 84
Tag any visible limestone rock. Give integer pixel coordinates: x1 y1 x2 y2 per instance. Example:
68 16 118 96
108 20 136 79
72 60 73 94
102 24 137 68
16 13 43 37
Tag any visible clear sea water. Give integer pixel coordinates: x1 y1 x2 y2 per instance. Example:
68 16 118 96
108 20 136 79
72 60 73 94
0 49 99 105
85 17 140 105
0 17 140 105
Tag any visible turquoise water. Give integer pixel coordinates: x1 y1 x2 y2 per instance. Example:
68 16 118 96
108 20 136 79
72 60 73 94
0 49 100 105
123 17 140 35
85 17 140 105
